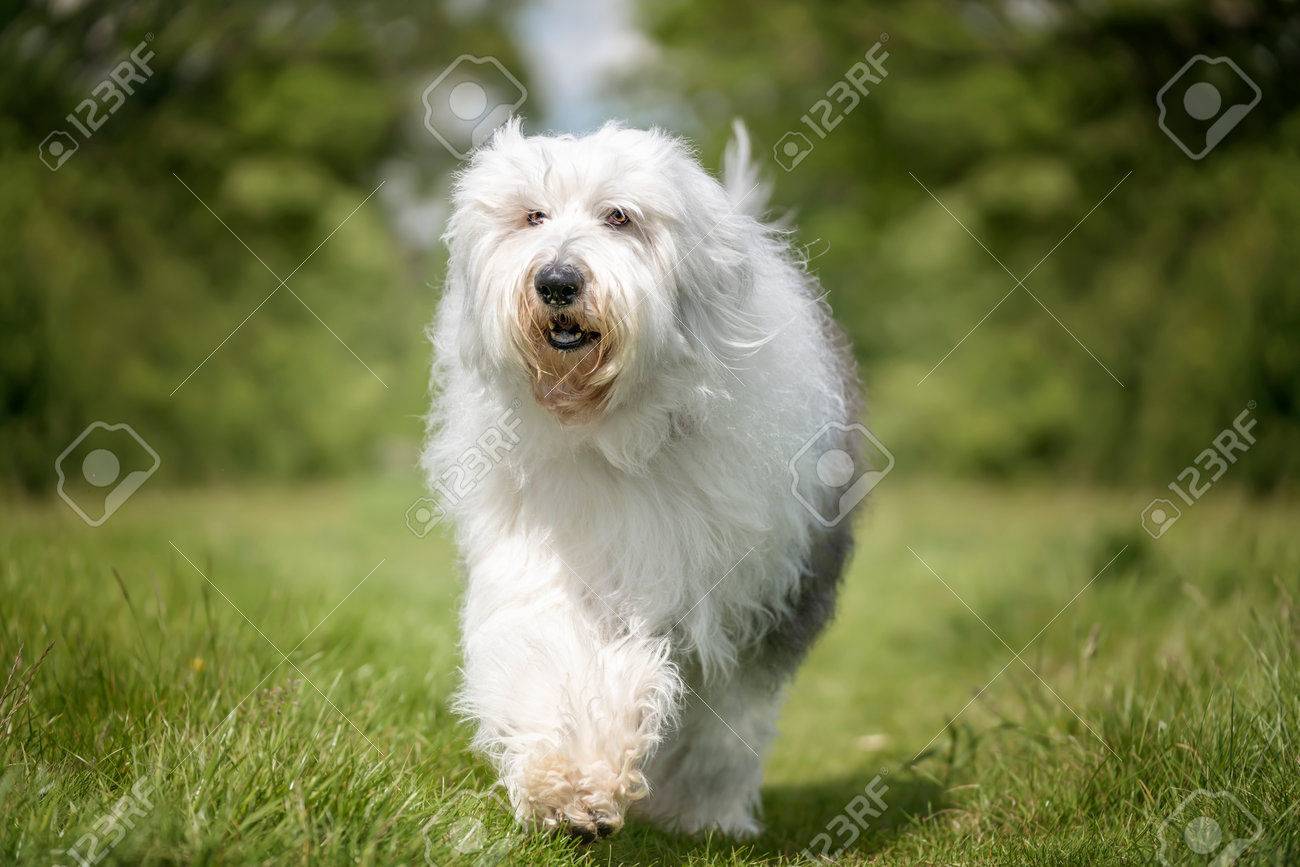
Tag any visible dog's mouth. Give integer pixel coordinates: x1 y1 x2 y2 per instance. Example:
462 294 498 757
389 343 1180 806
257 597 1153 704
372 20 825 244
546 313 599 351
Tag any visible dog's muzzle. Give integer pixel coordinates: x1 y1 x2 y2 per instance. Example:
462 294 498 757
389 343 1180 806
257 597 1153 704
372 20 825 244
535 263 583 308
535 263 598 351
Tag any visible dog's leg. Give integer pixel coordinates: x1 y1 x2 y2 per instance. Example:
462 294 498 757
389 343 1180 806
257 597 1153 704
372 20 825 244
631 525 849 838
457 548 680 842
633 668 783 838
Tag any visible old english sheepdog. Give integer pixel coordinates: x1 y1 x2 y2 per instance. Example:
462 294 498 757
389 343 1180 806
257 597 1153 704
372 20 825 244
423 119 865 842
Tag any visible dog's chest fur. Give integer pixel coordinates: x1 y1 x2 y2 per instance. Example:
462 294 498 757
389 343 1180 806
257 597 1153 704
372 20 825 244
480 405 816 673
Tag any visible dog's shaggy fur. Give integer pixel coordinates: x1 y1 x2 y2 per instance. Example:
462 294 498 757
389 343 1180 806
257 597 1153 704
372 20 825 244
423 119 862 841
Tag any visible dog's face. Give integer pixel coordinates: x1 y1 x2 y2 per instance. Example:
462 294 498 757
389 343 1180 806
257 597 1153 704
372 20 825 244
444 121 745 426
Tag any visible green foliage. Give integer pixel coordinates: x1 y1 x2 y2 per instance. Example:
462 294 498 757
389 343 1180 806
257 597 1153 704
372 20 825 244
2 1 1297 494
644 0 1300 490
0 2 524 490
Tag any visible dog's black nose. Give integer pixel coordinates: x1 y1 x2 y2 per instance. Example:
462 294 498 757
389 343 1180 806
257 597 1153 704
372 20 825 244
535 263 583 308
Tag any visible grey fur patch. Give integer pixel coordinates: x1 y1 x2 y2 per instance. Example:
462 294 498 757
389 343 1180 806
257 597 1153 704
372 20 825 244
751 306 864 678
757 519 854 677
718 288 864 683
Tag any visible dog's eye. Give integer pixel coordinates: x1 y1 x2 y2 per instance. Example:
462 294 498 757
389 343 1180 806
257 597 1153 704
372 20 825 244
527 210 547 226
606 208 630 228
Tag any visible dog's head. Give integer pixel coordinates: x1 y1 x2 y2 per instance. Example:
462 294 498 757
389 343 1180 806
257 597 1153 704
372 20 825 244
442 120 758 427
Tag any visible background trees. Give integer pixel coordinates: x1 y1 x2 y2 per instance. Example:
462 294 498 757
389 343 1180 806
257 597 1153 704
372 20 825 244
3 0 1296 492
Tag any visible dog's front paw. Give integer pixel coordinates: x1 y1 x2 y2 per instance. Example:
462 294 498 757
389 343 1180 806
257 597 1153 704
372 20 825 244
511 752 644 843
534 798 622 844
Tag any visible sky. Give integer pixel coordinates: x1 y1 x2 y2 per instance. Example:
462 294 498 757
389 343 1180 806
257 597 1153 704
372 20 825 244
511 0 654 133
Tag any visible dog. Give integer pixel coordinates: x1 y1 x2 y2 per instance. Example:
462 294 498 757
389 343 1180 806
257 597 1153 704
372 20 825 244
423 118 863 841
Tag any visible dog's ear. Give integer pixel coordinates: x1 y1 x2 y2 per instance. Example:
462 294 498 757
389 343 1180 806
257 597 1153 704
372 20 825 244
437 218 486 373
671 233 769 380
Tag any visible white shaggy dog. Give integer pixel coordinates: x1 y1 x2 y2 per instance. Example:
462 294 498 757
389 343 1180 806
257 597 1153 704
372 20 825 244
423 119 863 842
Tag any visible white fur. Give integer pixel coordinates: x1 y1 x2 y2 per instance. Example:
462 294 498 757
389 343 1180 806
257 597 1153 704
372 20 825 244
423 119 859 839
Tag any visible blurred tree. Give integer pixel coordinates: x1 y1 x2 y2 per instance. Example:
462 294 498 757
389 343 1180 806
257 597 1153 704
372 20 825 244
2 0 1297 496
637 0 1300 490
0 0 526 490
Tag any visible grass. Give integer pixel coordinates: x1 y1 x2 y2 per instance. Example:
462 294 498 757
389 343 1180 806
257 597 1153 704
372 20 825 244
1 474 1297 865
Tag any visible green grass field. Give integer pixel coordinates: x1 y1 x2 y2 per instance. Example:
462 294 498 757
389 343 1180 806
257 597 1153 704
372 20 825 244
2 476 1296 865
